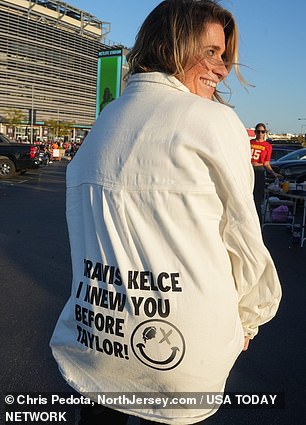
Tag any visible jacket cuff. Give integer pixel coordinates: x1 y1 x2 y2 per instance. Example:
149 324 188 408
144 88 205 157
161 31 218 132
243 326 258 340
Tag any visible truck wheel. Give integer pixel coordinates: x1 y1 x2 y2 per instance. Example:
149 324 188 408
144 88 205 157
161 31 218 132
0 158 16 178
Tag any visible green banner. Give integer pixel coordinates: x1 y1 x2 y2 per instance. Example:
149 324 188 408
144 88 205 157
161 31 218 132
96 49 123 117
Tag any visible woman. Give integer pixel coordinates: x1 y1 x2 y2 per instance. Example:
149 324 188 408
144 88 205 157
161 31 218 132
50 1 281 424
250 123 279 222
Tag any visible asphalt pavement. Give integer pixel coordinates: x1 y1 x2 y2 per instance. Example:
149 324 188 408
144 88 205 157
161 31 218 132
0 159 305 425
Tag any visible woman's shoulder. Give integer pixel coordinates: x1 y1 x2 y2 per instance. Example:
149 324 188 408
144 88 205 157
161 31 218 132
183 93 238 118
182 95 242 130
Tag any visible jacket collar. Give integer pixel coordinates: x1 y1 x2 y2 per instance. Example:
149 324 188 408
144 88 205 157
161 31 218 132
126 72 190 94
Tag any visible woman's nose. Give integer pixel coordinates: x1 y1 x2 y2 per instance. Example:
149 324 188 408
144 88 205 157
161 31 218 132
215 61 228 80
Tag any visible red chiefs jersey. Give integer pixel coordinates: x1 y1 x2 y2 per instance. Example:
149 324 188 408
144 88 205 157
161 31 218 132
250 139 272 164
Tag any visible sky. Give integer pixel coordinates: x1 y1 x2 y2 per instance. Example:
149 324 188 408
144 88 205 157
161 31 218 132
69 0 306 135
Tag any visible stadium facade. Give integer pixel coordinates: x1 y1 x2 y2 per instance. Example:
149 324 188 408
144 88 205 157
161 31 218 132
0 0 126 142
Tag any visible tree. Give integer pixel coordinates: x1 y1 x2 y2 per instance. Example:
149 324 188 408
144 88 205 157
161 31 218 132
44 119 74 141
4 109 27 140
58 120 74 140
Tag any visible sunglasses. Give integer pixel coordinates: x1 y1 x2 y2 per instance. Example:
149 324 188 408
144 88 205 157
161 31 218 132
255 130 266 134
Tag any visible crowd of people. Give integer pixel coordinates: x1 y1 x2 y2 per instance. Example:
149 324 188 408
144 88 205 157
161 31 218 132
33 140 82 162
14 136 82 159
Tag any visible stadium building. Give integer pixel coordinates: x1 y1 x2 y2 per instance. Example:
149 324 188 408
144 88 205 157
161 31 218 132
0 0 126 142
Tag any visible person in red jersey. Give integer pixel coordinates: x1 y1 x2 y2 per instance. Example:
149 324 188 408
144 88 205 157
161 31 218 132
250 123 278 222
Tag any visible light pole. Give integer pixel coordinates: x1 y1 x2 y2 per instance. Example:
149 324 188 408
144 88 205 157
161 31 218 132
298 118 306 137
298 118 306 134
298 119 306 144
30 84 34 144
57 107 60 141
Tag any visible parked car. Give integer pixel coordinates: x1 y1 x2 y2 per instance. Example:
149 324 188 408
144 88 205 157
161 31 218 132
271 147 306 163
270 144 303 161
0 133 39 178
269 160 306 183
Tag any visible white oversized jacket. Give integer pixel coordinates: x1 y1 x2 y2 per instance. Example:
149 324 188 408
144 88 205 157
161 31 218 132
50 73 281 424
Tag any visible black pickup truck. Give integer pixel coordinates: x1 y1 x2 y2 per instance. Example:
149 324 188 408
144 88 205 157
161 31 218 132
0 133 40 178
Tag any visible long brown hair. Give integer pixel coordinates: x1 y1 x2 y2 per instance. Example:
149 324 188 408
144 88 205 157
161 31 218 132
126 0 245 103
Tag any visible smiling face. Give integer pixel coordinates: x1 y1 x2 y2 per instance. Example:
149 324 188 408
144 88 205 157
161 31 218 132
180 22 228 100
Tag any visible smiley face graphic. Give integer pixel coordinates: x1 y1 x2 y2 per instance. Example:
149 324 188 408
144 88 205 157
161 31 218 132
131 319 185 370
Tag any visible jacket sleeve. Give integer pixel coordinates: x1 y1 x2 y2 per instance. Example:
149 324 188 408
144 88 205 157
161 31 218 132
185 101 282 339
